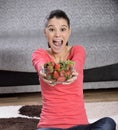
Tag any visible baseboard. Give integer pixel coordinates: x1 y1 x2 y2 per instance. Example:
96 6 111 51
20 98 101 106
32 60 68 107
0 81 118 94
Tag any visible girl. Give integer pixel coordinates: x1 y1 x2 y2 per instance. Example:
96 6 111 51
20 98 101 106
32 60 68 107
32 9 116 130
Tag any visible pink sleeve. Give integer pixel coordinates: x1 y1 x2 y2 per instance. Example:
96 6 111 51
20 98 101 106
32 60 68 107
70 45 86 73
32 49 46 72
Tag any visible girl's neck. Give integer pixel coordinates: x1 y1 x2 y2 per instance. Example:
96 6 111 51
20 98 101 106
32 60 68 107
48 46 71 63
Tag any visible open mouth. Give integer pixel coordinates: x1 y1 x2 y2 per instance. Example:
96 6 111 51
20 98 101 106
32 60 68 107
53 39 63 48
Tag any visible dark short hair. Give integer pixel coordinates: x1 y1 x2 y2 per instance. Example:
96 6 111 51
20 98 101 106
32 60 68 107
45 9 70 28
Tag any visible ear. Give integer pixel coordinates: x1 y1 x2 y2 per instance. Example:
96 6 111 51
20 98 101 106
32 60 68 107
69 28 71 36
44 29 47 38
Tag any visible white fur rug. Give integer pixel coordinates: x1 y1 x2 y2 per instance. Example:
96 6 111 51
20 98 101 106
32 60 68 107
0 101 118 129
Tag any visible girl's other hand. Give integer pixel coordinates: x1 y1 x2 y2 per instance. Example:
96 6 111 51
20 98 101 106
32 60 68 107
62 70 78 85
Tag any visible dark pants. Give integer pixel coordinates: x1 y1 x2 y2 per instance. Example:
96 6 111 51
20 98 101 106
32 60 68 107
37 117 116 130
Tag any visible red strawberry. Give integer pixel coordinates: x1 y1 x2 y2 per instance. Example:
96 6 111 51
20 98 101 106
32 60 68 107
67 64 72 70
65 60 74 70
65 70 72 79
57 76 66 82
50 61 55 67
54 63 60 70
59 70 66 77
53 70 59 80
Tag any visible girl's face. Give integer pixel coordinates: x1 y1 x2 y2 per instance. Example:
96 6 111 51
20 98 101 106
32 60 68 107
44 17 71 54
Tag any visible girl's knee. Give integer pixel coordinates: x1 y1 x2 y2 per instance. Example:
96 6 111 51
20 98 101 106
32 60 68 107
91 117 116 130
100 117 116 130
104 117 116 125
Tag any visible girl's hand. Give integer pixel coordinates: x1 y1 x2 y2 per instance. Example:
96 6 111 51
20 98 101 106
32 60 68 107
62 70 78 85
39 66 56 86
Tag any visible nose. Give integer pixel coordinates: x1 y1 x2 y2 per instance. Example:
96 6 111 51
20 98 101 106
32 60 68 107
55 30 60 37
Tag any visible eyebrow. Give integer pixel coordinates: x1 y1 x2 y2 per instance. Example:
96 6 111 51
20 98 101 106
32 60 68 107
47 25 68 28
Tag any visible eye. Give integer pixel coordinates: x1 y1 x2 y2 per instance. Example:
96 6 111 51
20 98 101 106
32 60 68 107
61 28 66 32
48 28 55 32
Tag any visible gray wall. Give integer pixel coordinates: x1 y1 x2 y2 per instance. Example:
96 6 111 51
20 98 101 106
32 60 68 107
0 0 118 72
0 0 118 92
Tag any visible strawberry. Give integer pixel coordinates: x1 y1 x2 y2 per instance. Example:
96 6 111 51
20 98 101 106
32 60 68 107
66 64 72 70
59 70 66 77
54 63 60 70
65 70 72 79
44 62 54 74
53 70 59 80
50 61 55 67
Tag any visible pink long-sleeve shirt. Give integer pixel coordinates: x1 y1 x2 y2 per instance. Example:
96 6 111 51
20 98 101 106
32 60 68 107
32 45 88 129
